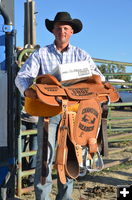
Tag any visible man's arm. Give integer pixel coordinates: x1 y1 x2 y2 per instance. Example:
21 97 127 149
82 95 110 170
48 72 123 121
78 47 105 82
88 57 105 82
15 50 41 96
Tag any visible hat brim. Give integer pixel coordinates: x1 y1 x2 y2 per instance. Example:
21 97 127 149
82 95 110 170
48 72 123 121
45 18 83 34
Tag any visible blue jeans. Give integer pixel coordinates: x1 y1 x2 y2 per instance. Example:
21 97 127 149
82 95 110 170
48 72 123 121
34 115 73 200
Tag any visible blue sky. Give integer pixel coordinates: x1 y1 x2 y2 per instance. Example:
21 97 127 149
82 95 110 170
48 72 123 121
15 0 132 66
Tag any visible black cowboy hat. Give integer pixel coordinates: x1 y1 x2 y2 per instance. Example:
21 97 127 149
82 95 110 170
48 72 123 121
45 12 83 34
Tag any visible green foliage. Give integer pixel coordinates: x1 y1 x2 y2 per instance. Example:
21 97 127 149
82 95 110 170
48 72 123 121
98 64 131 82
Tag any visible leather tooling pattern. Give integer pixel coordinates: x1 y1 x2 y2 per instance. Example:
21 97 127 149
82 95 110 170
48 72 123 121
44 86 59 91
79 107 98 133
68 87 93 96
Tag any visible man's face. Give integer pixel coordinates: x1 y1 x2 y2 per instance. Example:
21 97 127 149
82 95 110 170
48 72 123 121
52 22 74 44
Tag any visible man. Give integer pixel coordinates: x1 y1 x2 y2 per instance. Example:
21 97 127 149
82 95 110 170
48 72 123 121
15 12 105 200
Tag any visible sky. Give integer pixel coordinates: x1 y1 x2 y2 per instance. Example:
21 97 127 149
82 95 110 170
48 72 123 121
14 0 132 69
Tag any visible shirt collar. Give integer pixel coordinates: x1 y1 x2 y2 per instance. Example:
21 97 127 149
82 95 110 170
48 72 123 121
52 42 72 53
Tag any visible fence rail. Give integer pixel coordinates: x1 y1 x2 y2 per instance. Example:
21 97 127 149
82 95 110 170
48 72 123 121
93 57 132 134
93 57 132 66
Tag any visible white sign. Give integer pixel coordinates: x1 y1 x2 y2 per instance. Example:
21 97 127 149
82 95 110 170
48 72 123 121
51 61 92 84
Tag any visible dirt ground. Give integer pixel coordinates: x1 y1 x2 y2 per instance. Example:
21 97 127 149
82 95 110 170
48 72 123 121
21 140 132 200
71 151 132 200
51 142 132 200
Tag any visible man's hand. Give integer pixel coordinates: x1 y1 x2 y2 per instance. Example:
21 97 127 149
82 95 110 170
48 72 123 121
24 88 37 98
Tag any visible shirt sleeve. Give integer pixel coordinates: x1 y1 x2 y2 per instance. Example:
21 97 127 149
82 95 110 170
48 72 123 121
79 49 105 82
15 50 41 96
88 56 105 82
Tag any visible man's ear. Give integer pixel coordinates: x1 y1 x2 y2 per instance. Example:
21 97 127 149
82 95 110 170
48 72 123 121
71 28 74 34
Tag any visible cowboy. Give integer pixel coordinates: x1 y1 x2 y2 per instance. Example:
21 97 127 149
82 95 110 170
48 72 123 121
15 12 105 200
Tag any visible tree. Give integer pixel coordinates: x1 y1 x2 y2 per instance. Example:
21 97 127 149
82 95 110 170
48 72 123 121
98 64 131 82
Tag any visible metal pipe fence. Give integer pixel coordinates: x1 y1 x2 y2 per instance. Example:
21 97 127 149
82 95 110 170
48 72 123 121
93 58 132 134
17 129 37 197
